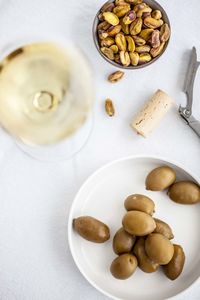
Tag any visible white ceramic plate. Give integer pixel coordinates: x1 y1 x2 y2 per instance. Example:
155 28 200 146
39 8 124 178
68 156 200 300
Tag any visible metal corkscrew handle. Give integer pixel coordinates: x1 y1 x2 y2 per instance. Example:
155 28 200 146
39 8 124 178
179 47 200 138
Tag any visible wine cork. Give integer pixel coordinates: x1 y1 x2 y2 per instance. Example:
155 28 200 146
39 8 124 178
131 89 174 137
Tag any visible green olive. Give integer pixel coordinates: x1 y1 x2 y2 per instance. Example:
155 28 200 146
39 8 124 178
146 166 176 191
163 244 185 280
122 211 156 236
124 194 155 215
153 218 174 240
113 228 136 255
168 181 200 204
145 233 174 265
133 238 159 273
110 253 138 280
73 216 110 243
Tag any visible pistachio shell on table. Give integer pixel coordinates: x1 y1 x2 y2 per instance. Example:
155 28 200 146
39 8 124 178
108 70 125 83
105 98 115 117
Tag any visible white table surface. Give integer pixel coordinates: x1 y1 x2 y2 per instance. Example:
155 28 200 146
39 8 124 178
0 0 200 299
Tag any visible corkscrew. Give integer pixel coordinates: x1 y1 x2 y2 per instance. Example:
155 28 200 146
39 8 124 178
179 47 200 138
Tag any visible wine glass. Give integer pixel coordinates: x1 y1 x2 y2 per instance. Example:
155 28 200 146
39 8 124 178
0 38 94 161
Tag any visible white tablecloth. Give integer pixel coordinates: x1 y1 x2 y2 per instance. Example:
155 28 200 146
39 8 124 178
0 0 200 299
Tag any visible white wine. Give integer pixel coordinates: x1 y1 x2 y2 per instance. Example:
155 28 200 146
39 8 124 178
0 42 93 145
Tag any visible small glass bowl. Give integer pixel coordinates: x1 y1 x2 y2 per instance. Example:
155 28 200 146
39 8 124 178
92 0 171 69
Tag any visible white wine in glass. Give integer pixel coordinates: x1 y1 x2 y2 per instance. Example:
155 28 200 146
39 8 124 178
0 42 94 160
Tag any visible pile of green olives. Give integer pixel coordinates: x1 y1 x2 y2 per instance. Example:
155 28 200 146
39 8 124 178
73 165 200 282
111 192 185 280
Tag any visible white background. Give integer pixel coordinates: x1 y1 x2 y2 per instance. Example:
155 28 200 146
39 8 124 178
0 0 200 299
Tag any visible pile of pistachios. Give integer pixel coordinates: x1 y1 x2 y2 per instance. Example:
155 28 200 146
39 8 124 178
97 0 170 67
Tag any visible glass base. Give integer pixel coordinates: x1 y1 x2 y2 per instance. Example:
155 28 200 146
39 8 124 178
16 113 94 162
